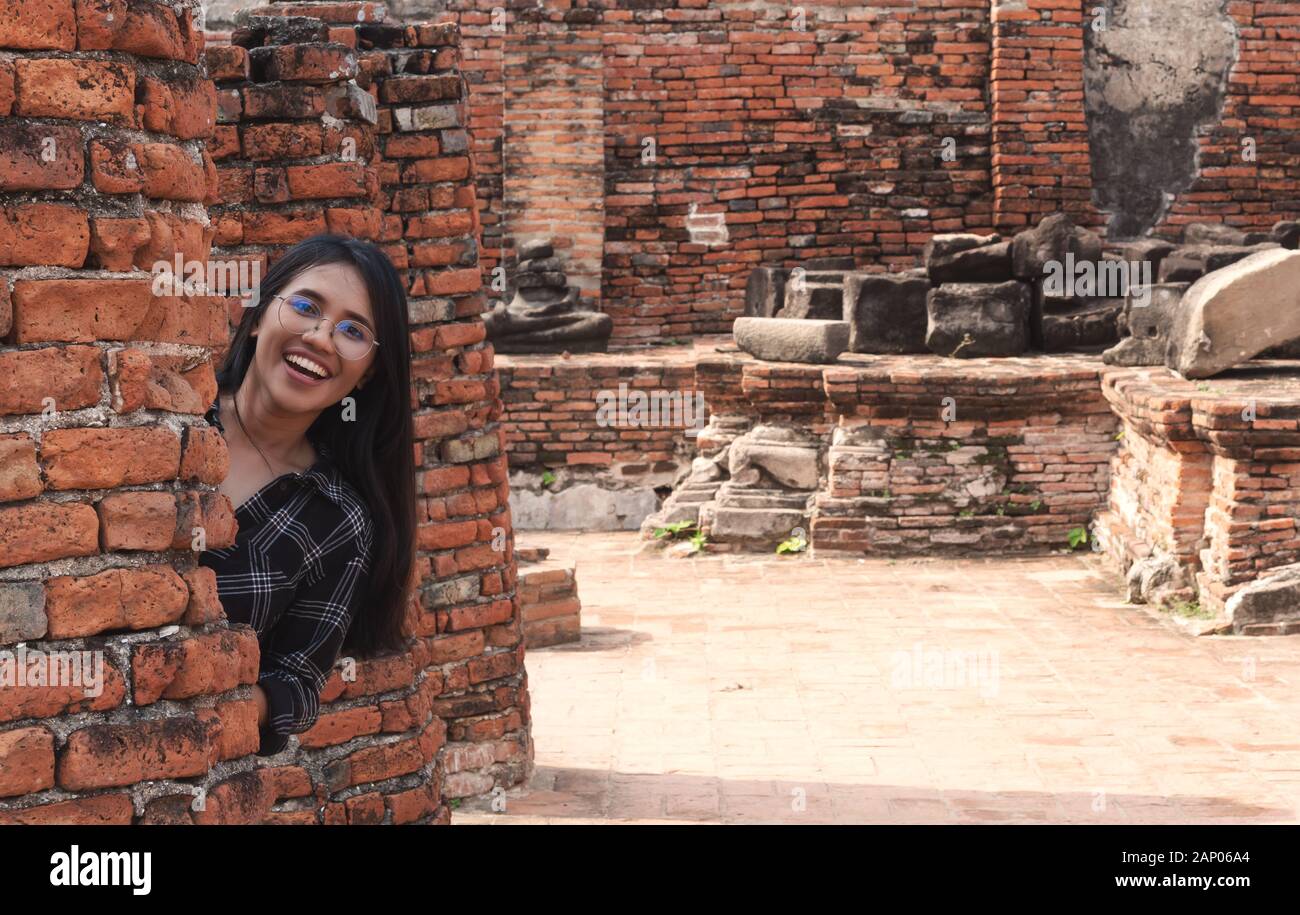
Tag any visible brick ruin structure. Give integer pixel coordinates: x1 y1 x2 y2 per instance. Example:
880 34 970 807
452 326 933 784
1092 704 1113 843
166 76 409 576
366 0 1300 342
0 0 529 823
3 0 1300 824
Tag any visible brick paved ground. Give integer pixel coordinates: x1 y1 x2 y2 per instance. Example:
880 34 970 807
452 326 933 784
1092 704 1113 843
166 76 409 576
454 533 1300 824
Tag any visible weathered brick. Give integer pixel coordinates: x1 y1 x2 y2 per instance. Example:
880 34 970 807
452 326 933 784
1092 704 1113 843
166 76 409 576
0 726 56 797
0 433 42 502
242 84 325 119
14 57 135 123
77 0 200 63
180 564 224 626
139 73 217 140
135 142 208 202
98 490 178 551
0 794 133 825
88 137 146 194
0 502 99 568
0 204 89 267
41 427 181 489
11 278 154 343
0 124 84 191
0 0 76 51
251 43 358 83
57 717 213 790
0 346 103 415
44 564 188 637
132 628 259 705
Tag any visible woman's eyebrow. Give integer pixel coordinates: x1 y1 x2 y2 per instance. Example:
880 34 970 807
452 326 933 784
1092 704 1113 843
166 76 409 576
291 288 375 328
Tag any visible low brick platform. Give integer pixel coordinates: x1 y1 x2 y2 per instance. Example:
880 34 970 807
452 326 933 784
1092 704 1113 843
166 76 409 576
497 345 1300 632
498 345 709 472
1096 363 1300 630
497 343 715 530
647 350 1119 556
517 548 582 648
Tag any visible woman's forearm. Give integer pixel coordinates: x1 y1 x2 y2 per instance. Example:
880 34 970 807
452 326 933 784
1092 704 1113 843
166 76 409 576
253 684 268 727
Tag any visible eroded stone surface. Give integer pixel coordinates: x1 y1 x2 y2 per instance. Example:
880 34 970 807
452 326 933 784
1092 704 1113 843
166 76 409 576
925 281 1031 357
733 317 849 364
1226 564 1300 635
1083 0 1238 237
1166 248 1300 378
1103 283 1191 366
843 273 930 354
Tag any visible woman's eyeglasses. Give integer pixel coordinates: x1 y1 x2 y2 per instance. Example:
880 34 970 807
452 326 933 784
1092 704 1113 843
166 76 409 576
273 293 379 361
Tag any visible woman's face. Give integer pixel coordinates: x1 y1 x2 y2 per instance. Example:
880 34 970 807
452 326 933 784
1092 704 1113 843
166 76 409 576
250 262 379 411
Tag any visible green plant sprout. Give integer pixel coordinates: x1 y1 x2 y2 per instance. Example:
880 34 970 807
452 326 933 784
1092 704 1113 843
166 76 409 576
776 534 807 554
653 520 695 540
1167 599 1213 620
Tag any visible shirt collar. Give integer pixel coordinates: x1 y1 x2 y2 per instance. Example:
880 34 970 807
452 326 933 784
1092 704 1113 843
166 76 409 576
206 397 352 510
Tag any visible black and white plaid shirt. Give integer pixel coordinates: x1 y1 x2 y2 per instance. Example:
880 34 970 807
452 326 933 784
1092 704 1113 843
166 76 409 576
199 398 373 756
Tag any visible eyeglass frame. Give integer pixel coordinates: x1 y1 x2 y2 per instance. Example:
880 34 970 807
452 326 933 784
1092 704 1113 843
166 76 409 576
270 293 381 360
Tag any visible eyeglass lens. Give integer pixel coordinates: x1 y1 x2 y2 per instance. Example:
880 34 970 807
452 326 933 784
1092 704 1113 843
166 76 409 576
277 295 376 359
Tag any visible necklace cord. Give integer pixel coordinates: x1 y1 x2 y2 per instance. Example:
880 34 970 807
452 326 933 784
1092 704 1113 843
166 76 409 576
232 391 278 478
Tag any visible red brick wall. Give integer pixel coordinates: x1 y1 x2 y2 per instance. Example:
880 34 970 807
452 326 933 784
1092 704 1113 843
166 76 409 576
1152 0 1300 239
401 0 504 285
504 10 604 312
497 351 699 475
206 2 531 810
602 2 995 342
402 0 996 344
0 0 528 823
990 0 1102 232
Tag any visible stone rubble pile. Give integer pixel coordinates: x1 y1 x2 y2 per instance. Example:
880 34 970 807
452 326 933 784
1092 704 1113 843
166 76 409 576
737 215 1300 377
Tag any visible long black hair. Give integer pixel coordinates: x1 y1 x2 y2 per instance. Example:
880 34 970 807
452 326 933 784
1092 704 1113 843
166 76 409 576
217 234 415 657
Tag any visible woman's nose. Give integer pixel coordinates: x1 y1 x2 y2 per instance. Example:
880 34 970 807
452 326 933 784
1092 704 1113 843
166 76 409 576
300 318 337 354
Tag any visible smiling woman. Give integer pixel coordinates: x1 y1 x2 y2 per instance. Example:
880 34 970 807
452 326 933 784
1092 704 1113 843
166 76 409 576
199 235 417 756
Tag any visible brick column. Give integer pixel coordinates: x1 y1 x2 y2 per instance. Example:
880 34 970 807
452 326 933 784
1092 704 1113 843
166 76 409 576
391 0 506 285
0 0 240 823
989 0 1102 232
370 14 532 800
213 1 531 809
207 10 385 350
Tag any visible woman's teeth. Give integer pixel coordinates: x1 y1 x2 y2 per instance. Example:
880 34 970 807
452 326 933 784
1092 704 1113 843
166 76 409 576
285 353 329 379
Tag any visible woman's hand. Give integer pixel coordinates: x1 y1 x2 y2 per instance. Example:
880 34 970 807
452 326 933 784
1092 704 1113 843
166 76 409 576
253 684 269 727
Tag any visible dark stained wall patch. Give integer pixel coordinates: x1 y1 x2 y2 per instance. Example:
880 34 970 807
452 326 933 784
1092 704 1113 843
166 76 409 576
1084 0 1238 239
